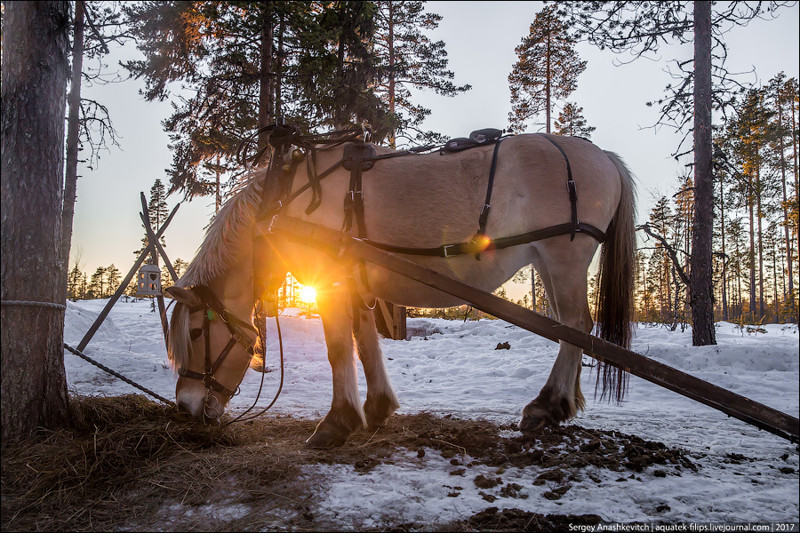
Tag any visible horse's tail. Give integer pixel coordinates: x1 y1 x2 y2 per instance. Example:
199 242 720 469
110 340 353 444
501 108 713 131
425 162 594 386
596 151 637 402
167 302 191 372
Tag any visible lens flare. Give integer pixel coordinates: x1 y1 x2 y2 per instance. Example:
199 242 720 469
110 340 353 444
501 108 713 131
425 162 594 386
299 285 317 304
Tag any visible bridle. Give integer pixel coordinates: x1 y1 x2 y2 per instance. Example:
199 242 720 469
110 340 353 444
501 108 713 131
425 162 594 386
177 285 258 400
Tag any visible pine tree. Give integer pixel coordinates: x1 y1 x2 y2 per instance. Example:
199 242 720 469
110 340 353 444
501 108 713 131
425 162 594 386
105 264 121 295
560 0 794 343
67 265 84 301
134 179 169 259
373 1 471 146
768 73 798 321
126 2 409 199
508 4 586 133
88 266 107 299
124 2 282 199
554 101 595 138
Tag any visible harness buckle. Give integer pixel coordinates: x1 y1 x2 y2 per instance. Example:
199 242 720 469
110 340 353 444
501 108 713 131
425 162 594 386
443 244 458 258
349 190 364 204
567 179 577 200
267 214 279 234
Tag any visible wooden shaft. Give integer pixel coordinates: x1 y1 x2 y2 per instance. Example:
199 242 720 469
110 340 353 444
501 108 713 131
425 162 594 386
273 216 799 442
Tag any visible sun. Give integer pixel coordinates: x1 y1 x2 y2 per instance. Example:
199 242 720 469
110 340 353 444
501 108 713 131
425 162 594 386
299 285 317 305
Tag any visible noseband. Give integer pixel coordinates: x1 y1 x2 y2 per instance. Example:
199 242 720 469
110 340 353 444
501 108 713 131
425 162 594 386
178 285 257 400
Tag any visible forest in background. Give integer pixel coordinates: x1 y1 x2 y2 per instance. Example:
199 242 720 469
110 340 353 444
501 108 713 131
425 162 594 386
57 1 799 328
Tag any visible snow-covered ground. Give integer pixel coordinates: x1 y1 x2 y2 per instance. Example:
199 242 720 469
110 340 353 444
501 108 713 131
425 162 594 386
64 297 799 526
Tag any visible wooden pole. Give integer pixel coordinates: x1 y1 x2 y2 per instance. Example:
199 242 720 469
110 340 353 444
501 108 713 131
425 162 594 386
140 193 170 343
77 204 179 351
272 216 799 442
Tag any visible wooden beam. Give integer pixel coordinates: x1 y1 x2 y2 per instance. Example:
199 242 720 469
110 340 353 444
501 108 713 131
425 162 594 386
272 215 799 442
76 203 179 351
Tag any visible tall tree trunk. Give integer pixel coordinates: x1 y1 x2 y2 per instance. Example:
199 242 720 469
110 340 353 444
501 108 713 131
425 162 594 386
689 0 716 345
778 98 795 321
748 198 757 321
719 172 729 320
756 163 765 319
258 4 274 150
545 32 551 133
61 0 84 289
1 1 71 444
275 9 285 121
387 0 396 148
772 240 779 318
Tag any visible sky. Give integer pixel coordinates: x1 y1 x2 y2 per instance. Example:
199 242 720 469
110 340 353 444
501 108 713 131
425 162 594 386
70 1 800 289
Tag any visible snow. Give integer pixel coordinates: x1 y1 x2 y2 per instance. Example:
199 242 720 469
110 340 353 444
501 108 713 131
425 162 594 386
64 297 799 525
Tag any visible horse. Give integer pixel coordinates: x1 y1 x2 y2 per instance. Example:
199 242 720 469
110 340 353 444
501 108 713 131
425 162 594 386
164 129 636 449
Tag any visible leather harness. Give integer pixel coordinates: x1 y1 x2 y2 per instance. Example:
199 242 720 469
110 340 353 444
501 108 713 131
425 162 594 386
251 126 608 331
176 126 608 403
177 285 257 399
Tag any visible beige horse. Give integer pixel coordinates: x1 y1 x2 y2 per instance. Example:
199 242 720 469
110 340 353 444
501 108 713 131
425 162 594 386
165 132 636 448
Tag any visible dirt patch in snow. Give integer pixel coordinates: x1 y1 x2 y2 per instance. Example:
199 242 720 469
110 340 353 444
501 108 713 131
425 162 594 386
2 395 697 531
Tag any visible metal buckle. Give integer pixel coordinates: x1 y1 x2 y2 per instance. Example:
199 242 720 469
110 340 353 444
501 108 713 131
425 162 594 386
442 244 457 258
267 214 279 233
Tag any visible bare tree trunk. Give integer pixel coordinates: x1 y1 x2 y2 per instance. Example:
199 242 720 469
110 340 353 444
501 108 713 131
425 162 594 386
258 4 274 149
748 198 757 321
756 163 765 319
275 9 285 121
1 1 71 444
388 0 396 148
545 32 551 133
61 0 84 291
719 172 729 320
777 99 795 320
689 0 716 345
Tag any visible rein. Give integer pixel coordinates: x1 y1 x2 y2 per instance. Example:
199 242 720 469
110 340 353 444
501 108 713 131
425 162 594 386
175 284 287 426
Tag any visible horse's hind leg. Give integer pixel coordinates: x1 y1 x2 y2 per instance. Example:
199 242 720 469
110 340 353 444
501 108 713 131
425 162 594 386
355 309 400 428
520 238 596 431
306 290 367 449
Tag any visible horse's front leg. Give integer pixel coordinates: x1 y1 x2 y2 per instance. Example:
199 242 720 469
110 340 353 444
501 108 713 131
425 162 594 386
306 290 366 449
355 309 400 428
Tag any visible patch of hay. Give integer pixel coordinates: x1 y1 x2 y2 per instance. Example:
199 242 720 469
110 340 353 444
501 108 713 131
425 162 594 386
2 396 694 531
1 394 314 531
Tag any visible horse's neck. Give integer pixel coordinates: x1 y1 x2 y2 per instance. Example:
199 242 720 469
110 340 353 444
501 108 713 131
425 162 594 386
208 245 256 319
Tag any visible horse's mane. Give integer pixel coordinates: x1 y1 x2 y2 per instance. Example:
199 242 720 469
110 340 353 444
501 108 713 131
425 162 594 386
167 171 267 370
179 172 267 287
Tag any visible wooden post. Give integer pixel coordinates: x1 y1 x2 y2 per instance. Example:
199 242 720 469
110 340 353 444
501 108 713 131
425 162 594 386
374 300 406 340
140 193 171 344
76 203 179 351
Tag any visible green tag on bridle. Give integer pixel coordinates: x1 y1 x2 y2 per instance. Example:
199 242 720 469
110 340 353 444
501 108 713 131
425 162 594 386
206 309 215 321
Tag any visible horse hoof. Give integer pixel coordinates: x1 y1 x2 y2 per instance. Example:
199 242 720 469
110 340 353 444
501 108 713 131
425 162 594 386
518 415 551 433
364 394 399 429
305 429 347 449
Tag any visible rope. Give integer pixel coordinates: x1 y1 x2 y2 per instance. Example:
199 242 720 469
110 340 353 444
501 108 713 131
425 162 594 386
1 299 67 310
64 343 177 407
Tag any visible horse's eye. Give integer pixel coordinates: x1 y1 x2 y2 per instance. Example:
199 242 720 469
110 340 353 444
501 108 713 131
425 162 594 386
190 328 203 340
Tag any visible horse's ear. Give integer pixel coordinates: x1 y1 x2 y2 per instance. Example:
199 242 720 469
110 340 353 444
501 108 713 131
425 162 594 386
165 286 201 307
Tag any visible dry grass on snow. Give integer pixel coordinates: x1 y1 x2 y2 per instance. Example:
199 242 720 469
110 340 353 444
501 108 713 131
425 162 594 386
1 395 694 531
